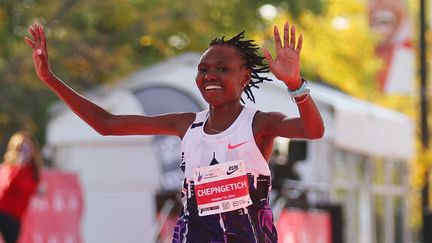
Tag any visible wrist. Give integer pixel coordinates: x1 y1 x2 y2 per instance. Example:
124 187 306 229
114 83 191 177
42 71 56 84
286 76 303 90
287 77 309 98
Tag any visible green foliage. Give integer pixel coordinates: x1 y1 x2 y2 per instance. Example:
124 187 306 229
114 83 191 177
295 0 381 99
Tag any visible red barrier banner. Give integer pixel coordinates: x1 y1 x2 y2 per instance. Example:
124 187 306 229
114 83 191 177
276 209 332 243
17 169 84 243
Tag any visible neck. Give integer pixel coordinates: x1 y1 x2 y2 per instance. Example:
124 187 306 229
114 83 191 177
206 102 244 133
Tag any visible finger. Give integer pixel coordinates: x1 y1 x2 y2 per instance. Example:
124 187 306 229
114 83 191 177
28 26 38 42
296 34 303 53
38 24 47 52
35 22 42 47
263 49 275 69
24 36 36 49
32 22 40 47
283 21 289 48
290 25 296 48
273 26 282 49
32 21 39 36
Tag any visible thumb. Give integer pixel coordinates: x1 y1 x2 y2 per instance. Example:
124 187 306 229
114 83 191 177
262 49 273 67
24 37 35 49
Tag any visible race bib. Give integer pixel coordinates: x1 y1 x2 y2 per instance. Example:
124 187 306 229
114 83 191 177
193 160 252 216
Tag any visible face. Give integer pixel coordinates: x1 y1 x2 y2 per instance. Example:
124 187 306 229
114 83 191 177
196 45 251 106
368 0 404 45
16 138 34 165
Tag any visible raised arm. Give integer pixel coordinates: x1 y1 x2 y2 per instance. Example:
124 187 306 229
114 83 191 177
24 22 194 137
261 21 324 139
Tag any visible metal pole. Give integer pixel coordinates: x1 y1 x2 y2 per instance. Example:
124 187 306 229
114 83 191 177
420 0 428 149
420 0 430 242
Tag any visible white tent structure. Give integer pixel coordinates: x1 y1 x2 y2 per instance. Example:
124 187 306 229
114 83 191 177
46 53 414 243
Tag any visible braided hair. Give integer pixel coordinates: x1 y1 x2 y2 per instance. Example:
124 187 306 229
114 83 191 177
210 31 272 103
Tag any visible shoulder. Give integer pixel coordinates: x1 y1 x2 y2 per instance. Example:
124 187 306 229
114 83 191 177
253 110 287 127
174 112 198 138
173 112 197 126
175 111 197 120
252 110 288 135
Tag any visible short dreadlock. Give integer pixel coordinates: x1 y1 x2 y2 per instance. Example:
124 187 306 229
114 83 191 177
210 31 272 103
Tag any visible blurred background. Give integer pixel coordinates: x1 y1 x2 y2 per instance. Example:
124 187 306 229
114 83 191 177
0 0 430 242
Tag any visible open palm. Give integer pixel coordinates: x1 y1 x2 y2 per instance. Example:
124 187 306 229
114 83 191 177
24 22 52 82
263 22 302 89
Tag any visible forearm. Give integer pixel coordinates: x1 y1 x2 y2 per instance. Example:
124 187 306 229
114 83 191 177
43 72 113 134
295 95 325 139
25 22 115 135
285 77 324 138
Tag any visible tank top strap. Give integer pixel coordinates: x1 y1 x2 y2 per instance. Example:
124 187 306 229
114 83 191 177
190 109 209 127
242 106 258 127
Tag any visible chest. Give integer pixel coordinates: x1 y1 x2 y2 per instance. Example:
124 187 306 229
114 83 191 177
181 123 269 180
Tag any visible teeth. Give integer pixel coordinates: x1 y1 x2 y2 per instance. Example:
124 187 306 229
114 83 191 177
205 85 222 90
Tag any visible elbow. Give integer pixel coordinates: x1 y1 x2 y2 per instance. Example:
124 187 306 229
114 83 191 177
82 120 112 136
96 128 113 136
93 122 117 136
312 129 325 139
88 121 116 136
306 124 325 139
316 124 325 138
85 113 117 136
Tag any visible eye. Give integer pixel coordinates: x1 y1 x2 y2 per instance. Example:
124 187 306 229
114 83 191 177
216 67 228 72
198 68 207 73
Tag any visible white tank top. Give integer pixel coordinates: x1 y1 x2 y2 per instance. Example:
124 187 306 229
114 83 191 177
181 106 271 182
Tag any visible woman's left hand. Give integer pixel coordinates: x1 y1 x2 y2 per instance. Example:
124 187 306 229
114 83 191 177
263 21 303 90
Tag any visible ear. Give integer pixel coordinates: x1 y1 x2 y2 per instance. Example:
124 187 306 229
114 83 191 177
241 69 252 87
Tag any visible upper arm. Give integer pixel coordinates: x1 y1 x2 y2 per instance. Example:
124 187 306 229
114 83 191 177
255 96 325 140
101 112 196 138
254 111 307 139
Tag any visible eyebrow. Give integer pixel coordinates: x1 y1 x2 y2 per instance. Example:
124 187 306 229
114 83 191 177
198 61 231 66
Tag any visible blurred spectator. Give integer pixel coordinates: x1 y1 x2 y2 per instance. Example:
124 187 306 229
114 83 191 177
368 0 415 93
269 141 308 208
0 131 42 243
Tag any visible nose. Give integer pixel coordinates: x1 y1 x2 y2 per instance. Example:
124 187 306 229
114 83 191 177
204 70 217 82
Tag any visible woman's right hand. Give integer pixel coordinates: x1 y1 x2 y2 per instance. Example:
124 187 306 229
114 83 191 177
24 22 52 82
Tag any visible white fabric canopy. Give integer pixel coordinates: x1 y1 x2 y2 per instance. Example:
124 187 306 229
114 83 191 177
312 84 414 160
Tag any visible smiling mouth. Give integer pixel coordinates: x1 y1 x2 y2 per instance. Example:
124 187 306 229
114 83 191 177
204 85 222 91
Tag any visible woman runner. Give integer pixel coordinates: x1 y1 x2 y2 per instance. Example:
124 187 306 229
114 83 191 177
25 21 324 242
